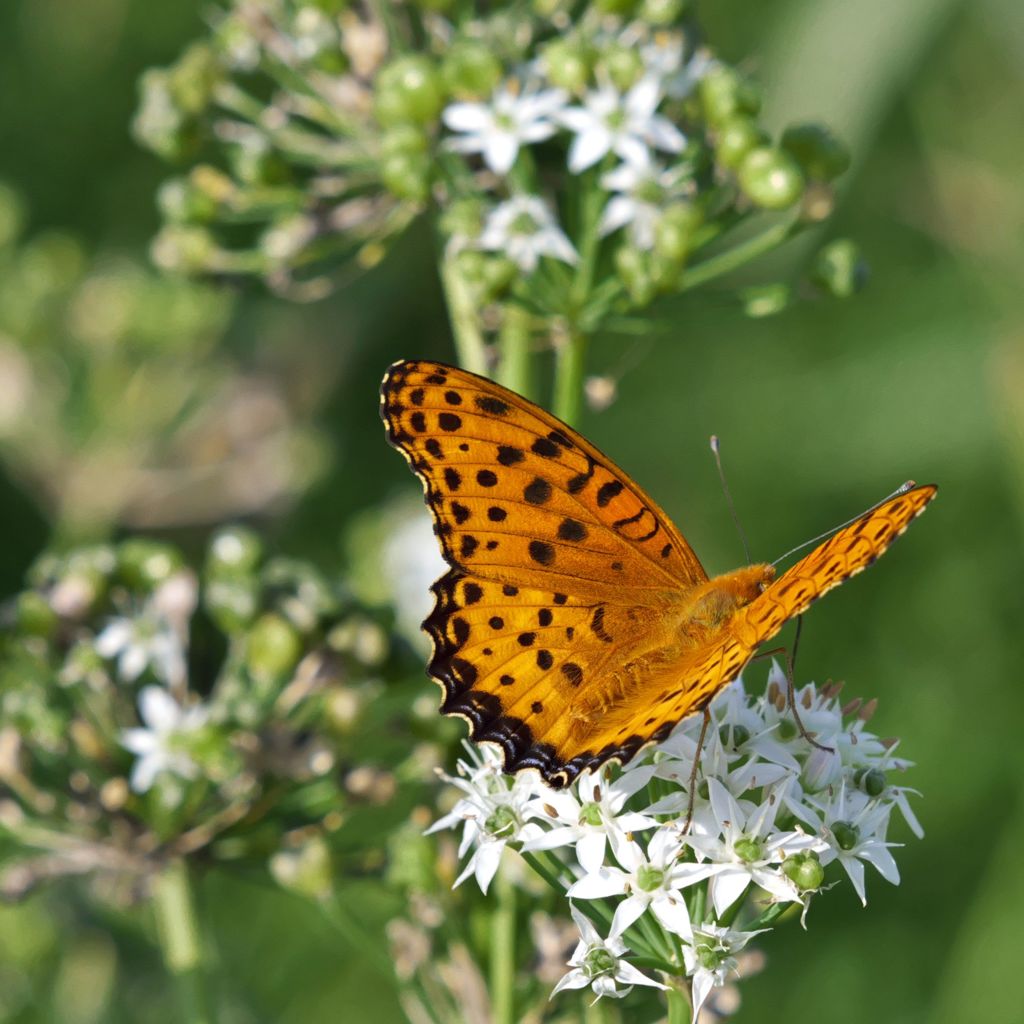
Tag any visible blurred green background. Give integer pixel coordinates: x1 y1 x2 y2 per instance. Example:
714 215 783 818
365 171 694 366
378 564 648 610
1 0 1022 1021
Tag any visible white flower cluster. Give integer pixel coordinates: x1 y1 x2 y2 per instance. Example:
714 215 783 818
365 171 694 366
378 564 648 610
441 27 710 272
427 663 921 1019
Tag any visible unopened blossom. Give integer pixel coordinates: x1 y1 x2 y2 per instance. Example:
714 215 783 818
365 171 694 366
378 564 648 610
559 77 685 173
444 83 567 175
478 196 578 272
552 903 667 1001
121 685 209 793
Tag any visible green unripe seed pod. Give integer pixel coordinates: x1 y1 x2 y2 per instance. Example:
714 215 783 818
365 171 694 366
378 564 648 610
208 527 263 578
381 124 430 158
542 40 591 93
654 202 701 262
375 56 444 127
856 767 887 797
831 820 860 851
781 123 851 181
640 0 687 25
782 851 825 890
442 41 502 98
615 245 655 305
811 238 868 298
738 147 805 210
715 116 766 170
119 540 183 590
247 612 303 679
742 283 791 318
381 152 431 202
699 65 761 126
603 45 643 91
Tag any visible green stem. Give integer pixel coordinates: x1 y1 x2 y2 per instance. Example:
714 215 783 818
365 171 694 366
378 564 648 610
666 982 693 1024
630 955 682 975
553 327 588 425
440 251 488 375
746 900 792 930
320 894 395 979
497 304 533 399
680 217 803 291
490 868 517 1024
152 860 211 1024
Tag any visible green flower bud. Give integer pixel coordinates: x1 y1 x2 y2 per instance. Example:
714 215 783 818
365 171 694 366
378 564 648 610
481 256 517 297
440 197 485 239
742 283 791 318
381 152 431 202
738 147 805 210
781 123 851 182
699 66 761 126
270 835 333 901
733 836 764 863
208 527 263 578
205 579 259 633
118 540 183 590
246 613 303 680
831 820 860 851
151 224 217 274
603 45 643 91
541 40 591 93
15 591 58 637
855 767 887 797
654 202 702 262
782 851 825 890
640 0 687 25
584 946 617 976
375 56 444 127
650 250 683 292
715 116 766 170
168 42 222 116
442 41 502 99
811 238 868 298
615 245 655 305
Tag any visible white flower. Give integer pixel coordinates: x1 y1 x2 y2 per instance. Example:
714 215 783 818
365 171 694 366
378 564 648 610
559 77 685 173
96 611 186 686
682 923 766 1024
795 782 901 906
426 744 541 893
677 779 824 916
444 83 567 175
522 764 659 873
597 160 690 250
552 903 667 1001
478 196 578 272
121 686 209 793
568 826 693 939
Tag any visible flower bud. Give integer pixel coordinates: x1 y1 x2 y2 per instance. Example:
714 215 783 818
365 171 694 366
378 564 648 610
699 66 761 127
801 744 841 792
781 123 851 182
733 836 764 863
151 224 217 274
374 56 444 127
742 283 791 318
615 245 655 305
782 850 825 891
640 0 687 25
715 116 767 170
738 147 805 210
603 45 643 91
270 834 333 901
442 42 502 99
118 540 183 590
811 238 868 298
650 250 683 293
381 152 431 203
246 613 303 680
654 202 701 262
208 527 263 578
205 578 258 633
541 40 591 93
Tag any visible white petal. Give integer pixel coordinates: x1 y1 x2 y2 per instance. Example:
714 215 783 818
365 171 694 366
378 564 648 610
484 133 520 175
860 844 901 885
577 831 607 876
610 895 647 938
568 127 611 173
651 892 692 939
709 868 752 917
522 825 580 853
690 967 716 1023
120 645 148 682
551 969 590 996
569 902 603 946
598 196 636 237
120 728 158 755
568 868 628 900
138 686 181 733
474 841 506 894
626 76 661 118
841 855 868 905
645 115 686 153
614 961 668 990
129 752 163 793
558 107 596 133
613 135 653 169
95 620 131 656
443 103 491 132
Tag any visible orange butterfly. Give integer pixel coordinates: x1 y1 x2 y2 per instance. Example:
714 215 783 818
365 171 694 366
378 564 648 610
381 359 936 788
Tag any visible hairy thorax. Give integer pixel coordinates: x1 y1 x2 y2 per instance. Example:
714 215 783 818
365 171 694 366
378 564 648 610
568 563 776 730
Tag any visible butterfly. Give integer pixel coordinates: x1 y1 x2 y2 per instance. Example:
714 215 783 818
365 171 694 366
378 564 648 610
380 359 936 788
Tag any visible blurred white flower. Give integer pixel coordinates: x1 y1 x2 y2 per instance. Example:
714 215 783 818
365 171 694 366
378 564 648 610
597 160 688 250
552 903 667 1001
444 83 567 175
560 77 685 173
682 923 766 1023
121 686 209 793
96 609 186 686
478 196 578 272
426 744 542 893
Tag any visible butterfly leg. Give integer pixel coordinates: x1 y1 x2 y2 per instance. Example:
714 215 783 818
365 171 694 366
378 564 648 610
683 708 713 833
782 617 833 754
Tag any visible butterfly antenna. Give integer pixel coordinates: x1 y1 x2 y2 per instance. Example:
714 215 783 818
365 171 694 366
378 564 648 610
710 436 752 564
771 480 918 568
